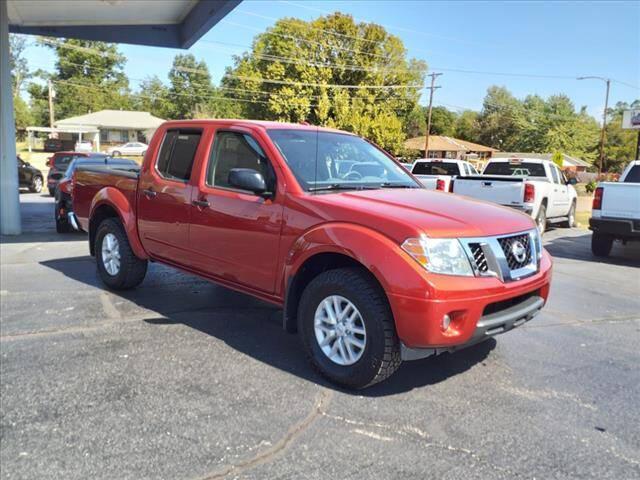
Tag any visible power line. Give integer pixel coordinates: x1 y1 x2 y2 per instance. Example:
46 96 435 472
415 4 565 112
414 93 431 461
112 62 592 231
225 74 422 89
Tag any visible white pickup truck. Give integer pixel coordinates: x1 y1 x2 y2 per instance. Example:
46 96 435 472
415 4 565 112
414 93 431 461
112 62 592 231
452 158 578 234
589 160 640 257
410 159 479 191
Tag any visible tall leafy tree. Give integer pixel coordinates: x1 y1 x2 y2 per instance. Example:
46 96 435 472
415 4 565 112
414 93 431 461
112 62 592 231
222 12 426 151
9 34 33 135
454 110 479 141
28 38 131 123
603 100 640 171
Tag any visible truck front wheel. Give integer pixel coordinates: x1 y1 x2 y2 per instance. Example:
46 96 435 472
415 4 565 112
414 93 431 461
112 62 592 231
297 267 401 389
95 218 147 289
591 233 613 257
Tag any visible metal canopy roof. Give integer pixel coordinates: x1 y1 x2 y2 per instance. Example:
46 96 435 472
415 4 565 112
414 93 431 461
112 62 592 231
7 0 240 48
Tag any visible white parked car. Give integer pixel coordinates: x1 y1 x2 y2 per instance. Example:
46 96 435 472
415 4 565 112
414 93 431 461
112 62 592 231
452 158 578 234
107 142 148 157
74 140 93 152
589 160 640 257
410 159 479 191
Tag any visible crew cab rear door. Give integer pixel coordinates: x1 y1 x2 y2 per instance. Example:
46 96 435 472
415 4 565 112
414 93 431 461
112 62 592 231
137 129 202 263
188 127 284 294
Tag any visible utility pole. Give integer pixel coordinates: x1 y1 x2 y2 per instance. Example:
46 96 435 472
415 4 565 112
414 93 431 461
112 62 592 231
48 79 55 128
424 72 442 157
577 76 611 174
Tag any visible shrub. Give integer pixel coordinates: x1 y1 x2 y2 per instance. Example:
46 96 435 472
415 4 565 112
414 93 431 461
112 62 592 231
585 180 597 194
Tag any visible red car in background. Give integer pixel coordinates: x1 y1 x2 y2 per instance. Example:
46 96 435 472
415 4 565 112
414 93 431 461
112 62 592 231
46 152 107 196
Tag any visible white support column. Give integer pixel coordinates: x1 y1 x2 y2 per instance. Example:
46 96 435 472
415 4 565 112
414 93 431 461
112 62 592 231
28 130 32 152
94 131 100 152
0 1 21 235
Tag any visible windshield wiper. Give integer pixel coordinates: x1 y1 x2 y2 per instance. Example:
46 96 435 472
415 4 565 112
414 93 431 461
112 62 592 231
379 182 420 189
308 183 381 192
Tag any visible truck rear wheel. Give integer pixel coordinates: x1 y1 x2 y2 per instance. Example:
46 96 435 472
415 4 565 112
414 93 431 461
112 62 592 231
297 267 401 389
561 202 576 228
95 218 147 290
536 204 547 235
591 233 613 257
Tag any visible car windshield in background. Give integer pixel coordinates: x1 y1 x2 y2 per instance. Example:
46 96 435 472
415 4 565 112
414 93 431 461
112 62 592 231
483 162 547 177
412 162 459 175
623 165 640 183
267 129 419 191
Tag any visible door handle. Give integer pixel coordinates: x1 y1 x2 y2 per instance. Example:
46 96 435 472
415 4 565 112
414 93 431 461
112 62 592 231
192 199 210 208
143 189 157 198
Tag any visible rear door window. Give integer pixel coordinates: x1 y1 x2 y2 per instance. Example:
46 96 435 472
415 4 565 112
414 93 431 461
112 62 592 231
549 166 560 184
623 165 640 183
156 130 202 181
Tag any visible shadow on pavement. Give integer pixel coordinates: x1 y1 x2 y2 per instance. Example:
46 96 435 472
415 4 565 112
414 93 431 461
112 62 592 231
40 254 495 396
544 230 640 267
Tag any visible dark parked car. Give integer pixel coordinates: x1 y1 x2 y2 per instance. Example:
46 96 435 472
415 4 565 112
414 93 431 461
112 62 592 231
44 138 63 152
55 156 139 233
18 156 44 193
47 152 108 196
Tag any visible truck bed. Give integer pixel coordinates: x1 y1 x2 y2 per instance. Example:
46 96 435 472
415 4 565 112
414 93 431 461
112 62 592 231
73 166 140 231
595 182 640 220
452 175 527 207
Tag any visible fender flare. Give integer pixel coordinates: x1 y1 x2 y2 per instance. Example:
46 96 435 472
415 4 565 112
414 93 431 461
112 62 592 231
89 186 148 259
281 222 432 332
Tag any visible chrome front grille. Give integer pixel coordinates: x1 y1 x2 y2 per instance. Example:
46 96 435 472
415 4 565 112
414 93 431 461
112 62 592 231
498 234 532 270
460 229 540 283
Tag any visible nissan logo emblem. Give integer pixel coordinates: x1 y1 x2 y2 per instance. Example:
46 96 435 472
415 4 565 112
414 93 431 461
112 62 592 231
511 240 527 263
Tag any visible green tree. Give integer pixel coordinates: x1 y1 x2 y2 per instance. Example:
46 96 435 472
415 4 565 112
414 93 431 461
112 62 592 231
429 106 457 136
132 76 172 119
167 54 215 119
454 110 479 141
9 34 31 97
221 12 426 151
28 38 131 122
603 100 640 172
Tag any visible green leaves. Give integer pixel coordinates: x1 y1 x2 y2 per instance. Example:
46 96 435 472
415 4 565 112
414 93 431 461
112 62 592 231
221 12 426 152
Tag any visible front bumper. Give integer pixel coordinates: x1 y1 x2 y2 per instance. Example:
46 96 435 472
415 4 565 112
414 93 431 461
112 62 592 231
401 295 543 360
589 217 640 238
388 250 552 351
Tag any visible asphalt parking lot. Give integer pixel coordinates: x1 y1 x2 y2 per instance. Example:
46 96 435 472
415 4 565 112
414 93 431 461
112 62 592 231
1 193 639 480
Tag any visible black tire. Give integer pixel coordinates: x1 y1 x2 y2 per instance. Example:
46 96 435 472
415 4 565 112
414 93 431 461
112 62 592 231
535 203 547 235
48 188 55 197
55 215 71 233
561 201 576 228
591 233 613 257
141 150 147 157
298 267 401 389
112 151 121 157
95 218 147 290
29 176 43 193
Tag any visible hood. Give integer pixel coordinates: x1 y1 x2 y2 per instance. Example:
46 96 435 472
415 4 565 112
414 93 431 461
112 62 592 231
307 188 536 241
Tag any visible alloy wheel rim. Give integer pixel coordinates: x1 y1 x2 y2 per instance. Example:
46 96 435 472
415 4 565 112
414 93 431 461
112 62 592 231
101 233 121 276
35 178 42 191
314 295 366 366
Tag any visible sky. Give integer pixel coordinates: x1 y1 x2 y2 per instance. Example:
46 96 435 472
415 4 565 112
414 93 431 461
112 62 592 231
20 0 640 119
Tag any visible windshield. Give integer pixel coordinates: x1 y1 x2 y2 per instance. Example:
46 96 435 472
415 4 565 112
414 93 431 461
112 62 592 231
483 161 546 177
267 129 419 191
412 162 459 176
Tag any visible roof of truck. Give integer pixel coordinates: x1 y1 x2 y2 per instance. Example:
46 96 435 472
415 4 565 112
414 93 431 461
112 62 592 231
162 119 352 134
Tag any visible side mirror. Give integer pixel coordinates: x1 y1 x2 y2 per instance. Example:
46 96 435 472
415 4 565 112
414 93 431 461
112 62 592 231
567 177 578 185
228 168 269 196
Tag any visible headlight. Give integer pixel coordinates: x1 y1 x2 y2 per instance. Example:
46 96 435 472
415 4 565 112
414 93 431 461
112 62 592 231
401 236 474 276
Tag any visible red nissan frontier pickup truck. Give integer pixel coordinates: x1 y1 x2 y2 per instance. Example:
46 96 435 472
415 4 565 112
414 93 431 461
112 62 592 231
72 120 552 389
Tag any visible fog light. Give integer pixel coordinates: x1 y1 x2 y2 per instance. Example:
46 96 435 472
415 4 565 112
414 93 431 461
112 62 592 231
441 314 451 331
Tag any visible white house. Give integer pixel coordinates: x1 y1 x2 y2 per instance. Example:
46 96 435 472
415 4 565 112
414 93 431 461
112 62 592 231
54 110 165 146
